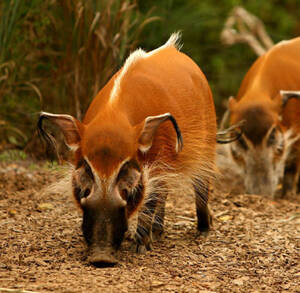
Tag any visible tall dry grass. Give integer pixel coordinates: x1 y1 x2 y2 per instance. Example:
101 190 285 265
0 0 31 148
0 0 157 153
46 0 155 119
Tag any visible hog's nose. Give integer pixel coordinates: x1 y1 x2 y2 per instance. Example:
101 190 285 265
88 245 118 267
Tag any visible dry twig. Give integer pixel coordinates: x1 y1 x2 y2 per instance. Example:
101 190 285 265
221 6 274 56
0 289 40 293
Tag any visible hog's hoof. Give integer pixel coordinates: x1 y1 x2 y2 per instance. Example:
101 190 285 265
197 210 212 234
124 229 135 241
135 243 148 254
196 219 211 238
195 229 209 238
133 233 153 254
152 225 164 241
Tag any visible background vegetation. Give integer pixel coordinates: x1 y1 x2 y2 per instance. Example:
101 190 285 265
0 0 299 154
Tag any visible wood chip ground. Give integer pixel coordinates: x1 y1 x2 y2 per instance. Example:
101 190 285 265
0 161 299 292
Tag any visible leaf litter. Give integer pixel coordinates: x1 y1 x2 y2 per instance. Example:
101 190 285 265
0 161 299 292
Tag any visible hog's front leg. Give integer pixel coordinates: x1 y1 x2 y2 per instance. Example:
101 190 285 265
134 192 158 253
151 192 167 241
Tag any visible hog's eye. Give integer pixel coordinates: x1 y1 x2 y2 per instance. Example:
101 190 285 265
117 162 130 182
76 159 94 180
76 158 85 169
83 188 91 197
84 161 94 180
73 159 94 203
275 134 284 155
120 189 129 201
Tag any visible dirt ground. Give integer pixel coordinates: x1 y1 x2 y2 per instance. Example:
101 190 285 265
0 159 299 293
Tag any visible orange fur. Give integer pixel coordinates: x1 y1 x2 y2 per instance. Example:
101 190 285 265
39 34 217 261
229 37 300 196
81 40 216 191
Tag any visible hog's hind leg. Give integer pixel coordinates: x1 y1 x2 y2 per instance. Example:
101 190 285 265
193 179 212 234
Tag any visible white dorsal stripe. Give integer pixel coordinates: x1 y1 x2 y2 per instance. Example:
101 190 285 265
109 32 182 103
275 39 292 48
109 48 147 103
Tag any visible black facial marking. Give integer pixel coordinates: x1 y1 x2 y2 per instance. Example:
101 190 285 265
237 135 248 150
239 106 273 145
82 210 94 245
84 162 94 180
116 159 144 216
267 127 277 147
117 159 141 182
112 206 128 249
126 182 144 216
76 158 84 169
276 140 284 155
117 162 130 182
82 202 128 250
74 186 81 201
83 188 91 197
73 159 94 203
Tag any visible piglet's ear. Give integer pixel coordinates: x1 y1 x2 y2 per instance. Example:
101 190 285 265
137 113 183 153
38 111 83 151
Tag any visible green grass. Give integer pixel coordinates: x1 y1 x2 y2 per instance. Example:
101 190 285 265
0 149 27 162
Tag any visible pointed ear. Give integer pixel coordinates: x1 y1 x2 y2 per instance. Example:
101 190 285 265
137 113 183 153
280 90 300 107
38 111 83 150
228 96 237 111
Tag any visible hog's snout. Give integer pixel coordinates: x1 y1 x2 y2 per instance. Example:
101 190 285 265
88 245 118 267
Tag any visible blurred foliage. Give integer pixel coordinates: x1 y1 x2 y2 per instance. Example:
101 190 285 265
0 0 299 153
138 0 299 118
0 0 155 151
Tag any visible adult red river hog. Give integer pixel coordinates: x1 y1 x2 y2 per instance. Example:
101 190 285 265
227 37 300 197
38 33 217 266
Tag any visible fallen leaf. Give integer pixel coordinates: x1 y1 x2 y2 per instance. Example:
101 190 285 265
232 276 249 286
37 203 54 211
281 283 291 290
8 209 17 217
174 221 189 227
219 215 232 222
151 280 164 288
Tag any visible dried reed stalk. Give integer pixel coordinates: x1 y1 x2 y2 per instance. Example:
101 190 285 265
221 6 274 56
